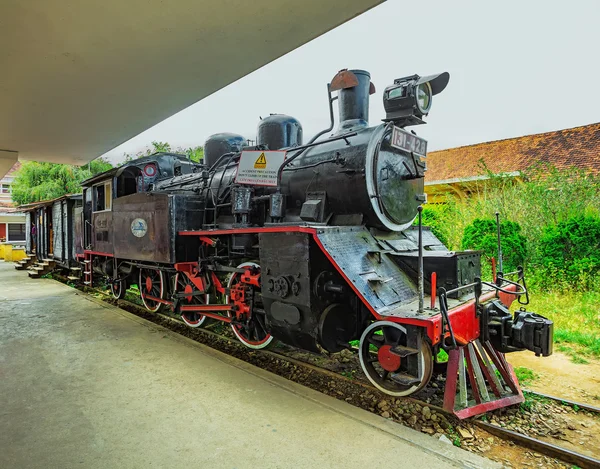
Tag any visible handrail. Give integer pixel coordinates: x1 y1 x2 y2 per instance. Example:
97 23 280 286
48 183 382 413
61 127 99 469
437 266 530 350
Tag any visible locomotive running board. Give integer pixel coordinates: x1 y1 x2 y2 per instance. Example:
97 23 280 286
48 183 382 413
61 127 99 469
443 339 524 419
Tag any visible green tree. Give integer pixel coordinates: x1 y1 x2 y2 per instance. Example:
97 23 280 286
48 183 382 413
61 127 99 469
123 141 204 163
184 146 204 163
11 158 113 205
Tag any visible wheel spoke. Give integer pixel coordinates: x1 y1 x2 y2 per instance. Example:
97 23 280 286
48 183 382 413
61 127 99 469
255 315 268 334
382 327 399 345
381 370 389 381
367 335 384 347
253 322 261 341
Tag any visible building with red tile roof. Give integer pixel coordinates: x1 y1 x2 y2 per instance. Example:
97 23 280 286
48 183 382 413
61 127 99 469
425 123 600 202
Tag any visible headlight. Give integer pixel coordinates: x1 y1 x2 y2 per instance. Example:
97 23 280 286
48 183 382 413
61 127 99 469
383 72 449 127
416 82 432 114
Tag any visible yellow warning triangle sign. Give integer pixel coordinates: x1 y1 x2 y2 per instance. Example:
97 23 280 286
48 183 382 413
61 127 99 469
254 152 267 169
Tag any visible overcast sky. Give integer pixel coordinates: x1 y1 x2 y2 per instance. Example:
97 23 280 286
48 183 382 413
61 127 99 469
101 0 600 163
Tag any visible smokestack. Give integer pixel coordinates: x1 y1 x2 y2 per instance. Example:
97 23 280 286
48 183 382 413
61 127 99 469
337 69 371 132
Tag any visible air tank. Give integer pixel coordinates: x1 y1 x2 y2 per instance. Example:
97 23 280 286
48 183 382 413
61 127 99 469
204 133 246 168
257 114 303 150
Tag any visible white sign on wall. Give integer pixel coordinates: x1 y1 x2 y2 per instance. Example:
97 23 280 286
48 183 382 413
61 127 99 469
235 150 287 187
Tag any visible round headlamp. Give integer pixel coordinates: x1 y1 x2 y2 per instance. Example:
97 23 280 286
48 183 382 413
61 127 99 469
382 72 449 126
416 82 432 114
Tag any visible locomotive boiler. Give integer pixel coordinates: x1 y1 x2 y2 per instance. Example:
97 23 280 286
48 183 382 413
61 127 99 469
153 69 437 232
69 68 553 419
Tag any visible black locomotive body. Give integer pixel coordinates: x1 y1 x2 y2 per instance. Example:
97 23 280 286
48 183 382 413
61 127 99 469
68 69 553 418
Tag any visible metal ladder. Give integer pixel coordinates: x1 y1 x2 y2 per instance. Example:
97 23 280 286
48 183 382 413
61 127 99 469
83 252 93 286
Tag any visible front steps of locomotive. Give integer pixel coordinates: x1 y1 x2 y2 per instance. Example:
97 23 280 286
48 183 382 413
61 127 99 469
441 338 524 418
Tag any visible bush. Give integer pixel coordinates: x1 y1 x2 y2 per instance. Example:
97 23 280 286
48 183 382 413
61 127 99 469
538 216 600 288
414 207 449 245
461 218 527 273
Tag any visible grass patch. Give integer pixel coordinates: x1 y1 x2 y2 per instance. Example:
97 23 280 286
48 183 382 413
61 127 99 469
520 391 549 413
526 290 600 359
436 349 449 363
514 366 538 386
446 426 461 447
124 290 144 306
557 345 591 364
570 355 590 365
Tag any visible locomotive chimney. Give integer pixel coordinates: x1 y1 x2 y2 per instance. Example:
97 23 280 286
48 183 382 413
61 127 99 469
331 69 374 132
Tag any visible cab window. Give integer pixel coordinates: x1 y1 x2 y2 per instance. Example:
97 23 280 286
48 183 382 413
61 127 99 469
116 167 141 197
93 181 112 212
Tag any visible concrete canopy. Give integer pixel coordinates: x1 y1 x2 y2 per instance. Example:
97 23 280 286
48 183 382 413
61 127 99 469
0 0 383 169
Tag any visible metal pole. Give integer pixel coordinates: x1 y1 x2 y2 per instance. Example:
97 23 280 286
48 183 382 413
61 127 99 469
418 206 424 314
495 212 503 274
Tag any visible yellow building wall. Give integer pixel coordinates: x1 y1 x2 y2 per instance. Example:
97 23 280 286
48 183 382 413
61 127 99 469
0 244 26 261
11 247 27 261
0 214 28 260
1 244 12 261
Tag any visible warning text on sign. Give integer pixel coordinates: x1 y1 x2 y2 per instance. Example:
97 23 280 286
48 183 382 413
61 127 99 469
235 150 287 187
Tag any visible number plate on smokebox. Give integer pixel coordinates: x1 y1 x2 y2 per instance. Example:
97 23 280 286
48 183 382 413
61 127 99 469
390 126 427 157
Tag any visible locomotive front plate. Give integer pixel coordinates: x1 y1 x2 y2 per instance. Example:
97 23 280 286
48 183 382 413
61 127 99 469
390 126 427 157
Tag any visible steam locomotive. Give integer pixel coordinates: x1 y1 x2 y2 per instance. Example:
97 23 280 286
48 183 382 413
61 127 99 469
28 69 554 418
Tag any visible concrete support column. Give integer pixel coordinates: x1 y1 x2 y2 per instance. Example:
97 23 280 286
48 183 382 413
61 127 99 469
0 150 18 179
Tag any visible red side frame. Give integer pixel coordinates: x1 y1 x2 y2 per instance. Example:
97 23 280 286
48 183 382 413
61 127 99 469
179 226 518 347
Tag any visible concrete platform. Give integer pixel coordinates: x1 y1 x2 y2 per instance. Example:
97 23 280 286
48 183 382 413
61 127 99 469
0 262 500 469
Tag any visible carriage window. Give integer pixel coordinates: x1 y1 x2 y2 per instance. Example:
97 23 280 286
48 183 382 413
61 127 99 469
8 223 26 241
93 181 112 212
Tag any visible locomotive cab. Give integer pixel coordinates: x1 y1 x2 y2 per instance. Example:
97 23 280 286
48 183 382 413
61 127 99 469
78 152 204 276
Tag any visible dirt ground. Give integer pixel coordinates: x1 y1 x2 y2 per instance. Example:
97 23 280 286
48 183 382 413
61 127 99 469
508 351 600 405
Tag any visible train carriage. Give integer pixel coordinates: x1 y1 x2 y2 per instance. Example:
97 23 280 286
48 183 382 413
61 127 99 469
21 194 82 267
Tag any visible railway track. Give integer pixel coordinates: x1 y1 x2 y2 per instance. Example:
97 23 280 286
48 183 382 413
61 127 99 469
521 391 600 416
65 278 600 469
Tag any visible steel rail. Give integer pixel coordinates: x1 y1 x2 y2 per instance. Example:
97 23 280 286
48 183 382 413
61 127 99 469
524 390 600 415
474 421 600 469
